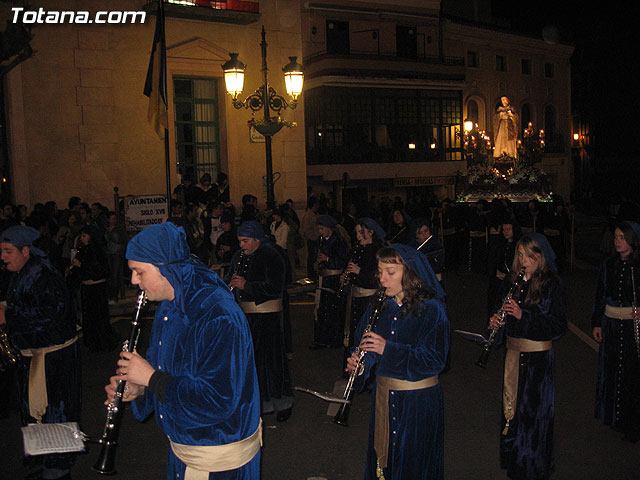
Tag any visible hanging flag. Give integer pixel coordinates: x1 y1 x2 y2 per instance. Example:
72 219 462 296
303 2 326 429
143 0 168 140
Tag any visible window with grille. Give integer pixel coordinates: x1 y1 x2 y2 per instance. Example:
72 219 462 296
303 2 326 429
544 62 555 78
496 55 507 72
173 77 221 183
467 51 479 68
305 87 463 164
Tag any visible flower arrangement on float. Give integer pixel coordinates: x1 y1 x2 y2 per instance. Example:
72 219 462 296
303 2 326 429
457 120 548 202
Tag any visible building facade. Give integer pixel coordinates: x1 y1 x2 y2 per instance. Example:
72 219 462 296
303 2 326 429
0 0 574 213
302 0 574 207
1 0 307 210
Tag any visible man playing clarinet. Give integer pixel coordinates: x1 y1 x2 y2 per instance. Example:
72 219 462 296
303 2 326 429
105 223 262 479
226 221 294 422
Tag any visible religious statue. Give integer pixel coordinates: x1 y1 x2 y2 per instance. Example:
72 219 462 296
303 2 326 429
492 96 519 160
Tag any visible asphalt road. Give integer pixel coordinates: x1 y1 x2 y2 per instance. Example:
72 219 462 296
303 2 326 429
1 214 639 479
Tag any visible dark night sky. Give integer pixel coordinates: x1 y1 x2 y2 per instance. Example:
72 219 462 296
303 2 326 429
492 1 640 156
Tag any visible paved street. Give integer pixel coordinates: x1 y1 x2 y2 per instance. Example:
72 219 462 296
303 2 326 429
1 214 639 479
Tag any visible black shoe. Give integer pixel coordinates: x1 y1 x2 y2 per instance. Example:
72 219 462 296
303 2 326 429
276 408 292 422
308 343 328 351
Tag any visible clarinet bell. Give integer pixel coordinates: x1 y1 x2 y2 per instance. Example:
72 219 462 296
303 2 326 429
92 441 117 475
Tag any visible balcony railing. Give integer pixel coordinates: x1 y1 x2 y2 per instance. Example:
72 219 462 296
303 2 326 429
144 0 260 24
304 50 464 67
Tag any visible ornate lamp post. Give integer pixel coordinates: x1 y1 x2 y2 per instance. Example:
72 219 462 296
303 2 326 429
222 26 303 210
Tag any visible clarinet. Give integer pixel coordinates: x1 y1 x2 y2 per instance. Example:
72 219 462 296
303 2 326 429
93 291 148 475
337 244 365 299
631 266 640 358
387 226 407 244
334 289 387 426
229 251 247 293
476 269 526 368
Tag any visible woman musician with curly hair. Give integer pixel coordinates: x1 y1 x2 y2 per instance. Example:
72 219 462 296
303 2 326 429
346 244 449 480
592 221 640 442
489 233 567 480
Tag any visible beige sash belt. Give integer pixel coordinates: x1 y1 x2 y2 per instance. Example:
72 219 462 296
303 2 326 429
20 336 78 422
502 337 552 435
170 418 262 479
239 299 282 314
374 375 439 470
351 287 377 298
604 305 635 320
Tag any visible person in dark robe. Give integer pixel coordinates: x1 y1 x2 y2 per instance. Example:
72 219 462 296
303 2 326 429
311 215 349 349
215 211 239 267
215 172 230 204
543 199 570 273
340 218 385 374
385 209 410 245
71 225 119 352
486 220 521 319
193 173 218 208
518 200 543 235
467 201 488 274
227 221 294 422
439 199 459 271
591 221 640 442
414 218 445 283
488 233 567 480
1 226 81 480
107 222 261 480
347 244 448 480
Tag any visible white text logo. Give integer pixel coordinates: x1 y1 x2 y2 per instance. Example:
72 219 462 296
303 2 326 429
12 7 146 24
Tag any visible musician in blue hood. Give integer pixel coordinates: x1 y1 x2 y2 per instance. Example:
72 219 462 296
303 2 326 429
489 232 567 480
311 214 349 349
347 244 449 480
1 225 80 480
106 223 261 479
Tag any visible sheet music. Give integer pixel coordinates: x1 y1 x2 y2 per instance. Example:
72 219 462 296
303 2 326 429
21 422 85 456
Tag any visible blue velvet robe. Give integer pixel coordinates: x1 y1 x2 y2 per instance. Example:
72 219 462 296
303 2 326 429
4 256 81 471
591 258 640 439
354 296 449 480
132 260 261 480
315 232 349 346
498 277 567 480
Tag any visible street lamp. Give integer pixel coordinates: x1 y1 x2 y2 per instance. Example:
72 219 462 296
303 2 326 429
222 26 303 210
463 118 474 133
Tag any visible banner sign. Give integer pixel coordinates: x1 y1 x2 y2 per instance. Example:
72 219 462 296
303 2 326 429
393 176 455 187
124 194 168 231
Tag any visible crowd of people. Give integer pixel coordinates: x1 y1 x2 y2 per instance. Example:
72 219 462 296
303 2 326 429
0 185 638 480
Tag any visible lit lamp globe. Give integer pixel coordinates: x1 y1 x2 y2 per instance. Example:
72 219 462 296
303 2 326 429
463 118 474 133
221 53 246 100
282 56 304 100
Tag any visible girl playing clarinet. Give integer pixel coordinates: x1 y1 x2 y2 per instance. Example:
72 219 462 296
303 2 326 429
347 244 448 479
489 233 567 480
